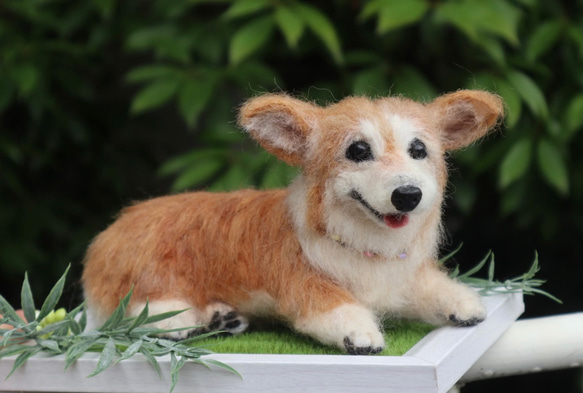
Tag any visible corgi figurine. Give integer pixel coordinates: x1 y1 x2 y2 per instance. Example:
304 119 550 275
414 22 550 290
82 90 503 354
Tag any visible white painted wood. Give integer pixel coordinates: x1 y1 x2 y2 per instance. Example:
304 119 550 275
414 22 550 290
0 293 524 393
407 292 524 392
461 312 583 382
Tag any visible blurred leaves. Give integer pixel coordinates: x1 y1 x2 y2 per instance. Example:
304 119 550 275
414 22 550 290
360 0 429 34
229 15 275 65
1 0 583 305
499 138 532 190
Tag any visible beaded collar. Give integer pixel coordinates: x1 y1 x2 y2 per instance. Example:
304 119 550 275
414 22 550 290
328 234 408 260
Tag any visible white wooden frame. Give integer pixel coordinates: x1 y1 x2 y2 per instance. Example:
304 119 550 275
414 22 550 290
0 293 523 393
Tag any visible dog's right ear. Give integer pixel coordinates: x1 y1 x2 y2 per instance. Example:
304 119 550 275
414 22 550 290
239 94 319 166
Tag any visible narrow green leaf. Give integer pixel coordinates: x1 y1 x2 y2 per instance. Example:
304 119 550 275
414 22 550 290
352 66 389 96
436 0 520 46
435 1 480 42
495 80 521 128
293 3 343 63
178 75 217 128
178 330 224 346
223 0 270 20
359 0 382 21
171 159 224 191
38 339 60 352
229 15 275 65
20 272 36 325
99 288 133 331
66 313 82 336
12 63 40 96
79 307 87 332
537 139 569 195
525 21 562 63
139 347 162 378
120 339 143 361
0 294 25 325
439 243 463 265
564 94 583 138
131 325 198 338
126 25 177 50
274 6 305 48
506 70 548 120
34 320 70 337
37 265 70 322
568 25 583 59
130 79 179 114
487 254 495 282
65 338 100 370
499 138 532 189
142 309 190 326
127 302 149 333
169 352 184 393
202 359 243 379
88 336 118 377
126 65 181 83
376 0 428 34
6 346 41 379
0 344 33 359
159 149 227 177
525 251 540 279
458 251 492 280
473 35 506 67
478 0 520 46
392 66 437 101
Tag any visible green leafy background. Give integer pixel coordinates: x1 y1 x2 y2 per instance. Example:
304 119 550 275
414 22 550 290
0 1 582 390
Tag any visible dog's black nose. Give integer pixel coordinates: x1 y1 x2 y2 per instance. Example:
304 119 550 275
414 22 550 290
391 186 422 213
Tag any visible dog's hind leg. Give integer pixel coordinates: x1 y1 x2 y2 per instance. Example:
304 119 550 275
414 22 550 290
129 300 249 340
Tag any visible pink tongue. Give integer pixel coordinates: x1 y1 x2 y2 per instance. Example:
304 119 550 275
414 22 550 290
383 214 409 228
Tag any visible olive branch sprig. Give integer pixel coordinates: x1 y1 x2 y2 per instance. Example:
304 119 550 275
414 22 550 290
440 245 562 303
0 265 239 393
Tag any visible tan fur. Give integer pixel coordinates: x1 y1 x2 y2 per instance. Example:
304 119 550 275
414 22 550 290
82 90 503 354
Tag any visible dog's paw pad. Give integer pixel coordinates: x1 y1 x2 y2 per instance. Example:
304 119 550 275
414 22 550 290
206 309 248 335
343 336 383 355
448 314 484 327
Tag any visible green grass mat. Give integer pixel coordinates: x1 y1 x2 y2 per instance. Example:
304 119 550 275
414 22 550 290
192 321 435 356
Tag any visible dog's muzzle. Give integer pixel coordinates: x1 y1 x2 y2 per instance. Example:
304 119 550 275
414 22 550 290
391 186 422 213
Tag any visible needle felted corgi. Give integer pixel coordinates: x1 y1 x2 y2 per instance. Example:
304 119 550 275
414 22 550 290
82 90 503 354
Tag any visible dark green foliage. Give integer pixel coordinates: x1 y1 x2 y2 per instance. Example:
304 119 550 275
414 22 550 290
0 0 581 331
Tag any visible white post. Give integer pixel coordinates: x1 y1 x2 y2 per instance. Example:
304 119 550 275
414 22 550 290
460 313 583 382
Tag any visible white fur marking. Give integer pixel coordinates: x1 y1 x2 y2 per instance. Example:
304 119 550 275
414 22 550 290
294 303 385 352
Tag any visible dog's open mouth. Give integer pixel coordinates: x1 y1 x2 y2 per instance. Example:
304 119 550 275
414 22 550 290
350 191 409 229
383 214 409 228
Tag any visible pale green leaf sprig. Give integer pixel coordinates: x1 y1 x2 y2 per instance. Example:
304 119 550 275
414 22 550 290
0 266 238 393
440 245 561 304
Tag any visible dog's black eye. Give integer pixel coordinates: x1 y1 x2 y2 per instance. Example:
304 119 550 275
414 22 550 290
408 138 427 160
346 141 373 162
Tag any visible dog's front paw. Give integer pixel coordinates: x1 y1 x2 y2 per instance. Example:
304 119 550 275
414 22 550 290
444 296 486 327
203 302 249 335
294 303 385 355
343 335 384 355
448 314 484 327
206 309 249 335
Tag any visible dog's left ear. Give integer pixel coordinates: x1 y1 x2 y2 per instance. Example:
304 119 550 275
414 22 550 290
430 90 504 151
238 94 320 166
